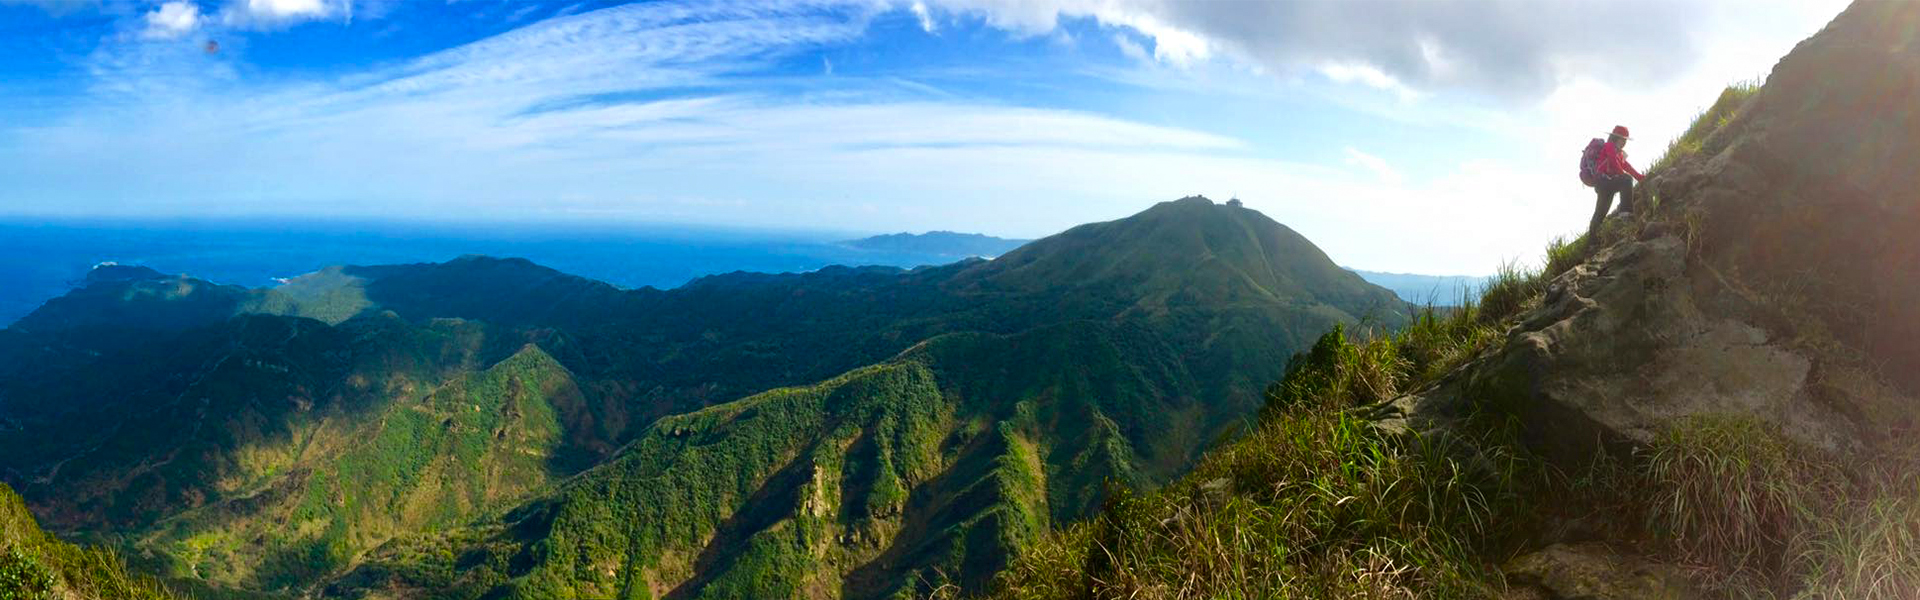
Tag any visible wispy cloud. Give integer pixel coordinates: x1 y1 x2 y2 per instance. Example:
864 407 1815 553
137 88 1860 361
909 0 935 33
1 0 1252 230
1342 147 1402 185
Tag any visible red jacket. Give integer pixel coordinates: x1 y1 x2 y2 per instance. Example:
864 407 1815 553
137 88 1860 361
1598 141 1644 181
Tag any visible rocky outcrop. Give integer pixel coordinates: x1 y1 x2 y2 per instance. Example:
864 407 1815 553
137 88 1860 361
1386 0 1920 468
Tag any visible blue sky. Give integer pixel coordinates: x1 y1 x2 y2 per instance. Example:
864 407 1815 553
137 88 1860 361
0 0 1846 275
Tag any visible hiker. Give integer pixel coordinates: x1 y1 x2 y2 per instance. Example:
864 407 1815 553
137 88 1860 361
1579 125 1645 236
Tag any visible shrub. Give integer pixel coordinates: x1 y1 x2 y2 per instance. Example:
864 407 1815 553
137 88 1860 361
0 546 55 600
1262 324 1408 414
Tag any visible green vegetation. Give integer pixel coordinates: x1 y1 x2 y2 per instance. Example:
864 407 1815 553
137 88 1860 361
1632 415 1920 597
146 343 575 590
995 271 1529 598
340 323 1219 599
1001 409 1531 598
0 484 183 600
2 197 1396 597
1649 81 1762 175
1646 416 1843 585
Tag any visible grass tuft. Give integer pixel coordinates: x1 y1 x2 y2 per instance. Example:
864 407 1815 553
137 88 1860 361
1795 490 1920 599
1645 416 1843 586
1650 80 1762 175
1474 260 1545 326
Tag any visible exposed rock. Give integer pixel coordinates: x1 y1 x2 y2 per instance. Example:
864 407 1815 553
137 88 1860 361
1502 542 1699 600
1387 0 1920 468
1387 234 1878 465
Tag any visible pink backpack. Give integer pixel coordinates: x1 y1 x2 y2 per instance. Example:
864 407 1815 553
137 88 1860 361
1578 138 1605 187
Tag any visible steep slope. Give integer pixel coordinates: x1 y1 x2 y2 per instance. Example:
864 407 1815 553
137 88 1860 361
0 483 182 600
993 2 1920 598
137 343 582 590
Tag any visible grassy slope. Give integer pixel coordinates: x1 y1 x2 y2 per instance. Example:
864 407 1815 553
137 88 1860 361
0 483 183 600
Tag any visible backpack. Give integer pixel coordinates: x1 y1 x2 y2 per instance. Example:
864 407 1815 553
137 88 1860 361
1578 138 1605 187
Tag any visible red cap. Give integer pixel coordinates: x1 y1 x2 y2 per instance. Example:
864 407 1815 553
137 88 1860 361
1610 125 1632 140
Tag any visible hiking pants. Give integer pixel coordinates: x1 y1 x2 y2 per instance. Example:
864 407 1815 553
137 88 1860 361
1590 174 1635 235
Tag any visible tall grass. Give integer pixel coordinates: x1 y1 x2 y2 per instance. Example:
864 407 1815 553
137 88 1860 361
1000 408 1530 600
1649 80 1762 175
1795 491 1920 599
1645 416 1843 585
1637 415 1920 598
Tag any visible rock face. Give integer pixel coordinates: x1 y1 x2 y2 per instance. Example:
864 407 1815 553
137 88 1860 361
1502 542 1699 600
1390 0 1920 467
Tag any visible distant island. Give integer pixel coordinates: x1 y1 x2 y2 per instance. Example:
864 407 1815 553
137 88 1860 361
841 230 1030 258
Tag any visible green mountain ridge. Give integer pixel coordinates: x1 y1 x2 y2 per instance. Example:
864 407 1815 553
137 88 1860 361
0 197 1406 597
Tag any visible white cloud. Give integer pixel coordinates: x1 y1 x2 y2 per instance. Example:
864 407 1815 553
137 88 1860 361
920 0 1707 100
220 0 343 28
910 0 936 33
1342 147 1402 185
142 1 203 40
1111 33 1146 62
1318 62 1421 102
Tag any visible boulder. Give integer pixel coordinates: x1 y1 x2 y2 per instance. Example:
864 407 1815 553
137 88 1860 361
1501 542 1699 600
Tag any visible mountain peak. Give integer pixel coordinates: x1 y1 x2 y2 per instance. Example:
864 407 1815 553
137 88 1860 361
961 197 1403 323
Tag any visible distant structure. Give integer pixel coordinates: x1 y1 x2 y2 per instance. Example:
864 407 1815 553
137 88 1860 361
1227 196 1243 208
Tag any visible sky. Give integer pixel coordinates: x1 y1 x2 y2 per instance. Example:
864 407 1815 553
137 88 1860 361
0 0 1849 275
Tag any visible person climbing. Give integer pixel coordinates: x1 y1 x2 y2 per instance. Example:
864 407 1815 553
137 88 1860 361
1578 125 1645 236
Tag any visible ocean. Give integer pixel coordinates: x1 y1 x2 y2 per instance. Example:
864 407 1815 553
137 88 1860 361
0 218 999 327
